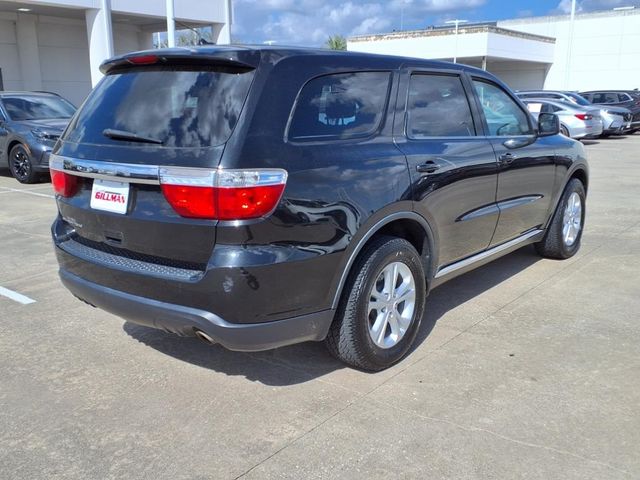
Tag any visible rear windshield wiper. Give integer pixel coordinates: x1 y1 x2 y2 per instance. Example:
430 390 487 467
103 128 163 145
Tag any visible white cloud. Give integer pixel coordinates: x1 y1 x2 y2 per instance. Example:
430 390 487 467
233 0 487 46
555 0 640 14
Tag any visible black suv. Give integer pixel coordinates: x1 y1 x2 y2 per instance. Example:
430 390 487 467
51 47 588 371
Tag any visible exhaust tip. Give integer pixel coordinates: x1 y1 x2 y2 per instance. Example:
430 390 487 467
194 329 216 345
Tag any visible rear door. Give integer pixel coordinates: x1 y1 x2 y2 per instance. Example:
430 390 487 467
470 77 557 246
394 68 499 267
52 61 256 267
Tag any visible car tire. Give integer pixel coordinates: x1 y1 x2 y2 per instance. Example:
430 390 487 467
560 125 570 137
535 178 586 259
325 236 426 371
9 144 39 184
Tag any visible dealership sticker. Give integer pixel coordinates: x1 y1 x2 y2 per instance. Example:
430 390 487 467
90 179 130 214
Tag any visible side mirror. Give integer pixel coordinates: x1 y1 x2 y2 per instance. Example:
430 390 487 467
537 112 560 136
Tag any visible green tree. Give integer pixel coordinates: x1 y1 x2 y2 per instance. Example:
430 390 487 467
325 35 347 50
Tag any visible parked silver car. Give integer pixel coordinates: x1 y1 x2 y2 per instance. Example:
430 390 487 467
522 98 603 139
517 90 631 136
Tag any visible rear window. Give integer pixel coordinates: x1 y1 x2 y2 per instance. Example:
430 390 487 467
288 71 391 141
64 66 254 148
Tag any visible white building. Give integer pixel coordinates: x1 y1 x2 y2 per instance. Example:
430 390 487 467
348 8 640 92
0 0 232 105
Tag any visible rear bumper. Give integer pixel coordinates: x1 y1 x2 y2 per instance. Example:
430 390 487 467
60 269 335 352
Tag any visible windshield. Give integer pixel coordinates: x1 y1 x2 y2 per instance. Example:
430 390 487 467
2 95 76 121
64 66 255 148
565 93 591 106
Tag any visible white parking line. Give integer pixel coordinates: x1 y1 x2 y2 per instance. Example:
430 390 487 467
0 188 54 199
0 286 36 305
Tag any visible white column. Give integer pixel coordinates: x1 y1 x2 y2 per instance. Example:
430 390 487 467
166 0 175 47
214 0 232 44
85 0 114 87
16 14 43 91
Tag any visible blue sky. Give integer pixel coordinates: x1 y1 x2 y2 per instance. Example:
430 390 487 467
231 0 640 45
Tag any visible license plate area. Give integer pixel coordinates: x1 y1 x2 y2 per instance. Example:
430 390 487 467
90 179 130 214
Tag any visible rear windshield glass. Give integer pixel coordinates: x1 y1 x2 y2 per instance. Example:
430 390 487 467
2 95 76 121
565 93 591 106
64 66 254 148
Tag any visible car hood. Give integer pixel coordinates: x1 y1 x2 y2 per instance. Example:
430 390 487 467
16 118 70 132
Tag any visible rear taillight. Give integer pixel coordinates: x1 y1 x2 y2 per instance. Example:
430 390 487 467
159 168 288 220
575 113 592 120
49 159 79 197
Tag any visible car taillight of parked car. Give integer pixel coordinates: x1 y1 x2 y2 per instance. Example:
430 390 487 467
159 168 288 220
49 158 79 197
574 113 593 120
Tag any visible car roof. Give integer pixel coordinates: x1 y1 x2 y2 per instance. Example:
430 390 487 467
522 98 593 110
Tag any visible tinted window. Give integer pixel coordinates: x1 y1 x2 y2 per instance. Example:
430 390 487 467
473 80 533 136
64 66 254 148
540 103 556 114
592 92 618 104
288 71 390 141
617 93 631 102
565 93 591 106
407 74 475 138
2 95 75 121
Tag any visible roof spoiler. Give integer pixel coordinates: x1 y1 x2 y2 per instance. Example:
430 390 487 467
100 48 259 75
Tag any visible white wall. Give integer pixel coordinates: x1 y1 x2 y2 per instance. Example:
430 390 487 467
499 10 640 91
37 16 92 105
0 17 22 91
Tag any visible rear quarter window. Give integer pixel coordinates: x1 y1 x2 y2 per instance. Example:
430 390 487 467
287 71 391 141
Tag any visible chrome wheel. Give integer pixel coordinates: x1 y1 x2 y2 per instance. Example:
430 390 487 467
368 261 416 349
562 192 582 247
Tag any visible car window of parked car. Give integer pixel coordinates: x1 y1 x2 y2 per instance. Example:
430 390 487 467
2 95 76 121
288 71 390 141
406 74 475 138
593 92 618 104
540 103 557 114
617 93 631 102
472 80 533 136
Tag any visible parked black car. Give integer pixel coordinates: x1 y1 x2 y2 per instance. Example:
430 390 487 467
580 90 640 133
0 91 76 183
50 47 588 370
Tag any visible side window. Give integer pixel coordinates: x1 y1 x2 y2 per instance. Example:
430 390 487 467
472 79 533 136
288 71 390 141
406 74 475 138
603 93 618 104
618 93 631 102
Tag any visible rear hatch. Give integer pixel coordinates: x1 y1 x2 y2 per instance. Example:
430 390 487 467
52 50 258 275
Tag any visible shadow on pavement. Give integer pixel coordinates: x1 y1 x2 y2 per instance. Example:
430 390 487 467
123 246 540 385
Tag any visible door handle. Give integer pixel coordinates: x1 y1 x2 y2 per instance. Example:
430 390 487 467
416 160 441 173
499 152 517 165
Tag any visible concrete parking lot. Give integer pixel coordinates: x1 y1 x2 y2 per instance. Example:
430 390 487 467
1 135 639 479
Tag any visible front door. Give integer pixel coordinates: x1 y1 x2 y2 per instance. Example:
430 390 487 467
471 78 557 246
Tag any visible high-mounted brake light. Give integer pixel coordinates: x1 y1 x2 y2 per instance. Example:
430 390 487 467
159 168 288 220
49 157 79 197
127 55 159 65
574 113 592 120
